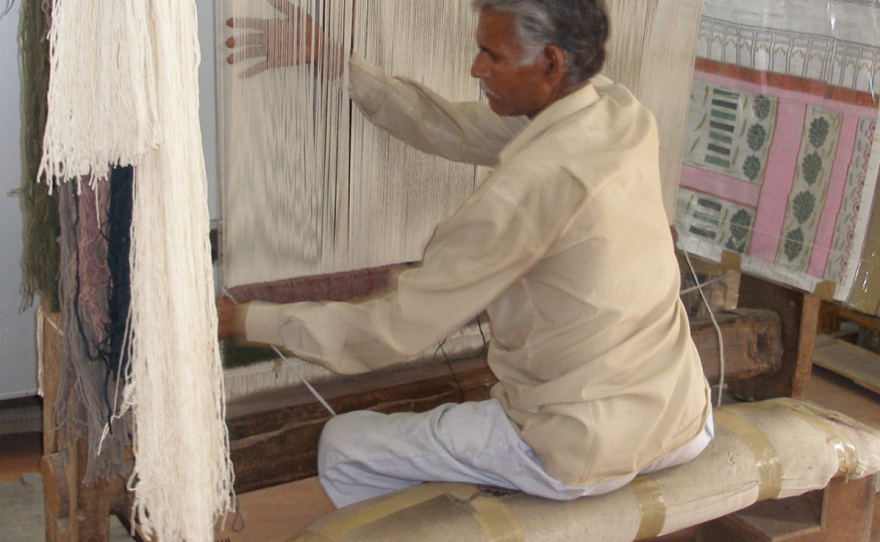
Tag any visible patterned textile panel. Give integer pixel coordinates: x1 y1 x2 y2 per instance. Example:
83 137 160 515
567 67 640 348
676 0 880 315
226 265 394 304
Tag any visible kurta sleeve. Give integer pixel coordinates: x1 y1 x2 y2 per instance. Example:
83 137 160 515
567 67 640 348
244 163 588 374
348 53 526 166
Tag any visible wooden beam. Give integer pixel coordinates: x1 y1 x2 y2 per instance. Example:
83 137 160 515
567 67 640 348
41 306 62 455
691 308 782 385
820 301 880 334
75 437 111 542
729 275 820 401
228 357 497 493
42 454 71 542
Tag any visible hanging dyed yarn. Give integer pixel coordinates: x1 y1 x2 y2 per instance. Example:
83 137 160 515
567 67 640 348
18 0 58 312
55 175 135 485
39 0 235 540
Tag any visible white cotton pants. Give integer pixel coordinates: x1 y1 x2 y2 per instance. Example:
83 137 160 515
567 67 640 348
318 398 714 508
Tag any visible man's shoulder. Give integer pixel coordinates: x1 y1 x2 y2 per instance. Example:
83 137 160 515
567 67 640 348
510 104 657 175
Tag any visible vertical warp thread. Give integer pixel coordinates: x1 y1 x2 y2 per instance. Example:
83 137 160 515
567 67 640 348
220 0 481 289
603 0 704 220
220 1 700 282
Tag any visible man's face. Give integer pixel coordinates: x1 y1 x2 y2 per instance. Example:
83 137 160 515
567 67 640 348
470 8 554 118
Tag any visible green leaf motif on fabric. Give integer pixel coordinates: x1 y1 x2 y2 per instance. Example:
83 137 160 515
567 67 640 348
792 191 816 224
753 96 772 120
743 155 762 181
729 209 753 239
784 228 805 261
747 124 767 151
802 152 822 185
725 209 753 253
725 236 746 253
809 117 830 148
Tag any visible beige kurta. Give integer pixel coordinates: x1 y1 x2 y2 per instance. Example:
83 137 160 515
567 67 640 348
246 54 711 487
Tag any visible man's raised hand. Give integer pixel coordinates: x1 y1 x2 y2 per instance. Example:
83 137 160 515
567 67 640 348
225 0 324 78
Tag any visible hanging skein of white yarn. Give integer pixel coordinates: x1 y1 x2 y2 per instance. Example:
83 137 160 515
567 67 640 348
39 0 235 539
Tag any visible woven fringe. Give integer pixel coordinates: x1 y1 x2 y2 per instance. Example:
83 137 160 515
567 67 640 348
226 265 395 304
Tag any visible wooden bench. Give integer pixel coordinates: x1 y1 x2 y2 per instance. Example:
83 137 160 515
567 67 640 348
282 398 879 542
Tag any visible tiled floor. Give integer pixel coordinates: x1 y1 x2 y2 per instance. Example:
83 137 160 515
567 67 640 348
3 365 880 541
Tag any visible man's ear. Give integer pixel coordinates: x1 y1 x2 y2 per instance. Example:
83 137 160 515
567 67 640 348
543 44 566 85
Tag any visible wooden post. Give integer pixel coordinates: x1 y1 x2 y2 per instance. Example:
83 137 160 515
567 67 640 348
694 474 877 541
75 438 111 542
41 306 113 542
40 306 74 542
41 308 62 457
42 454 71 542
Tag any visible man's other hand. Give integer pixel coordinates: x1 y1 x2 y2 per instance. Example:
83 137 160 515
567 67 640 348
225 0 327 78
217 296 247 339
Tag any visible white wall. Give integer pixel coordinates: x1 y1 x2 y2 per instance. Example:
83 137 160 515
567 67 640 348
0 1 37 400
0 0 220 400
198 0 220 220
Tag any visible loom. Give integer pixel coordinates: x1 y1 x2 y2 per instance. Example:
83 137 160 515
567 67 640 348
31 1 703 539
29 1 880 539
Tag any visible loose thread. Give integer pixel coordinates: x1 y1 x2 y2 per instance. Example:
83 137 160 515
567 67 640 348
435 338 466 404
223 288 337 416
684 251 726 407
36 306 45 397
272 345 338 416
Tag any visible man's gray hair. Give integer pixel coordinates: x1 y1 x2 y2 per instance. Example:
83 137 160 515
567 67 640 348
472 0 609 86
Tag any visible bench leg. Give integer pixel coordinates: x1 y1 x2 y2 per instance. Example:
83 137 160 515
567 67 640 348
694 474 877 541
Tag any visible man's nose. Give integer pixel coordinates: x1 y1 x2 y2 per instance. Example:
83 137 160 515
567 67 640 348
470 53 487 79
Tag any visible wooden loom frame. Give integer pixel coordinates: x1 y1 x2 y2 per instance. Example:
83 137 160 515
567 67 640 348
37 273 878 541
